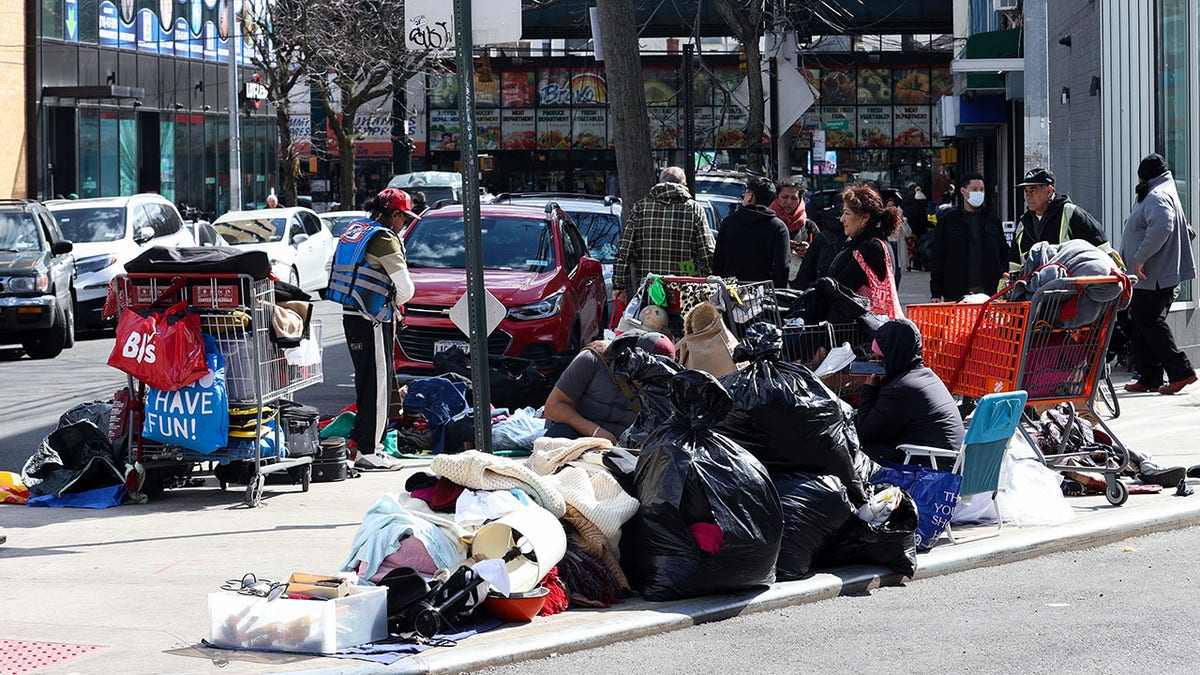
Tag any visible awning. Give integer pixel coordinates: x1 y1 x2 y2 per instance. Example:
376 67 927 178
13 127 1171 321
950 28 1024 92
42 85 145 100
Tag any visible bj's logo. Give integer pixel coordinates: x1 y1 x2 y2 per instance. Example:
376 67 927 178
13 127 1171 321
121 331 157 364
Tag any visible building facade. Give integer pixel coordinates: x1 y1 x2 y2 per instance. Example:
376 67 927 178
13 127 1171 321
33 0 278 215
2 3 29 199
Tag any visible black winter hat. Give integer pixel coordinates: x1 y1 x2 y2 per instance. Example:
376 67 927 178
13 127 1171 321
1137 153 1168 181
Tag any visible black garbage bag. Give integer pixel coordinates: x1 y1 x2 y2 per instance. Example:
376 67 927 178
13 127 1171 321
632 369 784 601
613 347 681 449
814 484 919 578
432 346 556 410
21 420 124 498
787 277 870 324
773 473 857 581
718 323 873 505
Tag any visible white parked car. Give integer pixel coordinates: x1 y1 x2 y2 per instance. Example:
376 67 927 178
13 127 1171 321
47 194 195 330
318 210 370 239
213 207 335 292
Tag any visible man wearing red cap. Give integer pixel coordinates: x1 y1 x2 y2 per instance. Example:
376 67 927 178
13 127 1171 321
326 188 419 469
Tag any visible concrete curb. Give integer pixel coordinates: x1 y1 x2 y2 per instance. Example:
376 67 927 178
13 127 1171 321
315 497 1200 675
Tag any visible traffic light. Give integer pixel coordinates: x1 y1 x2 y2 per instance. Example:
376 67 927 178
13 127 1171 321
738 44 747 71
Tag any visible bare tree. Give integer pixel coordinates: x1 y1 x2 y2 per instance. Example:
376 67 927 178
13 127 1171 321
305 0 428 207
244 0 311 207
712 0 769 172
595 0 655 209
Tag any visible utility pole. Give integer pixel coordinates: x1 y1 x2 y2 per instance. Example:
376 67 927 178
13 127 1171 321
227 0 243 210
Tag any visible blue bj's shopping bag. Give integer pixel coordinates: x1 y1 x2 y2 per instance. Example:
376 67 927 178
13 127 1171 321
143 334 229 454
873 461 963 551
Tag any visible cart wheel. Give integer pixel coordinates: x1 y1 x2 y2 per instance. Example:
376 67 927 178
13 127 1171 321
245 474 265 507
1106 480 1129 506
301 465 311 492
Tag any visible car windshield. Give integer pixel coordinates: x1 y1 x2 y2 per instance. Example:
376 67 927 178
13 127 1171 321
405 216 557 272
52 207 125 243
0 213 41 251
567 212 621 263
695 177 747 200
321 215 364 238
216 217 287 244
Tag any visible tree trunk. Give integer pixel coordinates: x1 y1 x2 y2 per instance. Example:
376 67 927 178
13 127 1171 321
595 0 655 206
336 105 358 208
744 39 766 173
276 105 300 207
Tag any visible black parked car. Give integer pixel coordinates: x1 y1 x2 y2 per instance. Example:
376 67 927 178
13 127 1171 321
0 199 76 358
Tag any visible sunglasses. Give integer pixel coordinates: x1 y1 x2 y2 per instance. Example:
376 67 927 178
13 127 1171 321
221 573 289 601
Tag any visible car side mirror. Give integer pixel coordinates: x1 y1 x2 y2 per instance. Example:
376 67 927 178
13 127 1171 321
134 226 155 244
292 232 309 246
51 240 73 255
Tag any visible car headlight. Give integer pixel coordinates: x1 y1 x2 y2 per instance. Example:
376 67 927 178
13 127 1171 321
75 254 118 276
506 291 563 321
7 273 48 293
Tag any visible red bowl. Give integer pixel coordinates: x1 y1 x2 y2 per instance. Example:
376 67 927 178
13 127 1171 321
483 586 550 623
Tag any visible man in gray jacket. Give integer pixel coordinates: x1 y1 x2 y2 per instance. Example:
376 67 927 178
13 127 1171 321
1120 153 1197 394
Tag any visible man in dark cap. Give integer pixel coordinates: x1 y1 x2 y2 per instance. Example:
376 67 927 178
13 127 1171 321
1008 168 1108 274
1120 153 1197 394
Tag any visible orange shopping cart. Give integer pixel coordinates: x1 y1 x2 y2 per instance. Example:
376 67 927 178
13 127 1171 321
909 269 1135 505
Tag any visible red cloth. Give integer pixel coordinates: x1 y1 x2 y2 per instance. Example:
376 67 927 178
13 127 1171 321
769 198 807 234
688 522 724 554
428 477 466 512
537 568 570 616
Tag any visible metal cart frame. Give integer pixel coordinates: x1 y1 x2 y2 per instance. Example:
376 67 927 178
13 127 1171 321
616 274 780 340
910 272 1134 505
113 272 322 506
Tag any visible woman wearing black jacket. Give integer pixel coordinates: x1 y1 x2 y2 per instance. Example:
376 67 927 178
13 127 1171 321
855 319 964 463
826 183 904 318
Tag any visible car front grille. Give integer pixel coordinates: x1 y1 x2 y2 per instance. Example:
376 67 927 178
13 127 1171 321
397 325 513 363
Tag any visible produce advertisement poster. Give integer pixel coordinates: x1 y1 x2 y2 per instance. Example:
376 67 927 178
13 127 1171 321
644 68 679 107
475 75 500 108
820 106 856 148
477 109 501 150
536 108 572 149
428 110 460 151
500 108 536 149
820 68 856 105
428 73 458 109
570 69 608 105
501 70 537 107
930 66 953 101
572 109 607 149
692 70 717 106
893 106 931 147
648 108 680 148
717 106 749 148
693 107 716 148
857 106 893 147
894 66 932 105
538 68 573 106
857 67 891 105
801 68 821 100
794 109 821 148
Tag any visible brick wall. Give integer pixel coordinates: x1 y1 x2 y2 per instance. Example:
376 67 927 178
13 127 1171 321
1047 0 1106 234
0 4 26 199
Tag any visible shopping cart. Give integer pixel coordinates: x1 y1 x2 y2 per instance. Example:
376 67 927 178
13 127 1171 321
909 271 1134 505
616 274 779 341
112 272 322 506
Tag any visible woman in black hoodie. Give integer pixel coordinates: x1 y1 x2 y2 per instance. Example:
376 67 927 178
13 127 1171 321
826 183 904 318
855 319 964 463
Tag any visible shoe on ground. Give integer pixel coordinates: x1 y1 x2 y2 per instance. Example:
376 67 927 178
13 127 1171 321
355 452 404 471
1136 463 1188 488
1188 465 1200 479
1124 380 1160 393
1159 373 1198 395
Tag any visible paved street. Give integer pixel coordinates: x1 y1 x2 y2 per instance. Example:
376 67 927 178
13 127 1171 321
482 525 1199 675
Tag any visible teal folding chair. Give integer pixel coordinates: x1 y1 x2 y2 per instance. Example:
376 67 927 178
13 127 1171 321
898 390 1028 544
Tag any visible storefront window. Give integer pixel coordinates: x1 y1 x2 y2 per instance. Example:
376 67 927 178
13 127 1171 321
99 110 118 196
78 0 98 44
79 109 99 198
1157 0 1193 300
118 113 137 195
42 0 62 39
160 120 176 203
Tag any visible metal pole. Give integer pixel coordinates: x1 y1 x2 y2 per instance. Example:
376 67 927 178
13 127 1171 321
454 0 493 453
682 43 695 196
769 55 780 181
227 0 243 210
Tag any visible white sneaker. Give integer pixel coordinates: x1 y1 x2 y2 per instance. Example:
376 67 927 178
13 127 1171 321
354 453 404 471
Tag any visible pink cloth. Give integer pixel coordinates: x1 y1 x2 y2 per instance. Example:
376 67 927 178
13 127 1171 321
688 522 724 555
360 538 439 582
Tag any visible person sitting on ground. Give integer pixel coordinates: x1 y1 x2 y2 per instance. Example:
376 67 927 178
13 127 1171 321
542 331 676 442
855 319 964 464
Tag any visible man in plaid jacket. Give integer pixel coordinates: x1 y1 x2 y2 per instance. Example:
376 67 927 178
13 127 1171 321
613 166 715 305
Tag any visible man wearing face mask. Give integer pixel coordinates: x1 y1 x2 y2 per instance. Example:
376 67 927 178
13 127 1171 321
927 173 1008 302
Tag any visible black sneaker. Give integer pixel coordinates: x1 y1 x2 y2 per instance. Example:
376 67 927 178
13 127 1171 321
1137 464 1188 488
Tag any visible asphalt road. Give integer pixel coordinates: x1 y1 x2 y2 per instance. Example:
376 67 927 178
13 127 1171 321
483 526 1198 674
0 300 354 473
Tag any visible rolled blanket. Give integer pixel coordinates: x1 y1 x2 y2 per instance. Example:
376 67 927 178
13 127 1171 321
431 450 566 517
525 436 613 476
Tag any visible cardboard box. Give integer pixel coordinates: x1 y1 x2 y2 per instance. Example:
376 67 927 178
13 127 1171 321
208 585 386 654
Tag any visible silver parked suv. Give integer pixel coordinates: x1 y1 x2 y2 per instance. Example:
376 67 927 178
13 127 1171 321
0 199 76 358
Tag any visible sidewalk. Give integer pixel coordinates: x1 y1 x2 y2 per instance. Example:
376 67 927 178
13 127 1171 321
3 272 1198 675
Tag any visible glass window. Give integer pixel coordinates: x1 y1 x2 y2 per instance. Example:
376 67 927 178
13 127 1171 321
160 203 184 236
405 216 558 271
567 211 621 263
0 213 42 251
51 207 126 243
1157 0 1193 300
131 205 152 237
79 109 100 198
119 114 138 195
42 0 62 39
301 212 322 236
160 120 176 203
215 216 289 244
100 111 119 196
559 216 581 273
78 0 98 44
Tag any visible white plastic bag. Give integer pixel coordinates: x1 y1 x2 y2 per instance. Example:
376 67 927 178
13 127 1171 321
952 431 1075 526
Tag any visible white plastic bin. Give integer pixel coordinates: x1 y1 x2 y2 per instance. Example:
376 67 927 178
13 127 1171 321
208 585 387 654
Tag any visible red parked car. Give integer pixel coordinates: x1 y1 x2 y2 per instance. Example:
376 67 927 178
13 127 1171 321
395 203 606 374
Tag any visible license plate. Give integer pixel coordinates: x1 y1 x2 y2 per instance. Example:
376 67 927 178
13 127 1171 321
433 340 470 355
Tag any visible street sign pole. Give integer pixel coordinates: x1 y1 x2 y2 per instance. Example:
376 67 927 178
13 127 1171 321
453 0 493 453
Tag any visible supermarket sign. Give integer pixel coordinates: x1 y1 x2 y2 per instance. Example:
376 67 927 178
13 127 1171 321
820 119 850 131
